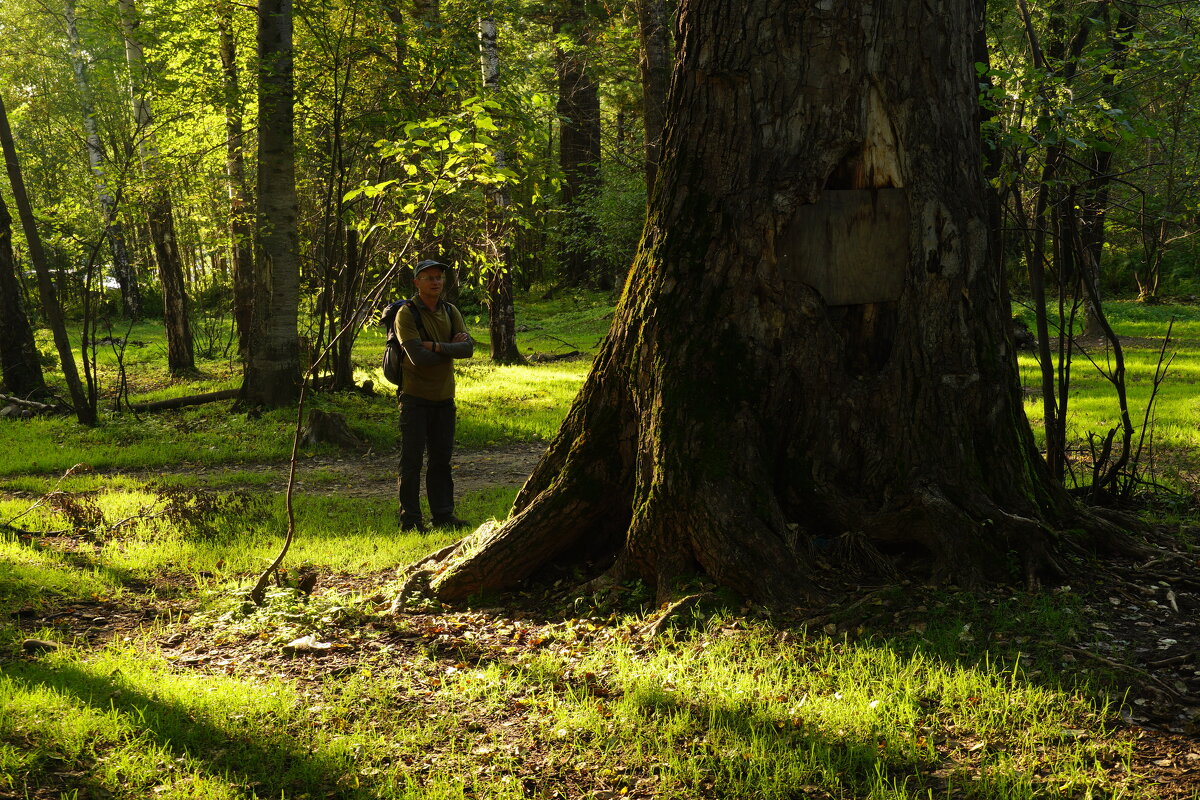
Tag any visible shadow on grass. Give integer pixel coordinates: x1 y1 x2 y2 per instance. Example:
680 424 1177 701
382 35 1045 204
0 544 138 618
1 656 367 798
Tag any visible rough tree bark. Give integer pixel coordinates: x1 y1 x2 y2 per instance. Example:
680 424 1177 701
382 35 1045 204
0 192 47 399
412 0 1128 608
239 0 301 408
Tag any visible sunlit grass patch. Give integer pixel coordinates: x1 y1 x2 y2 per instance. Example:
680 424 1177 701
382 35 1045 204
1016 303 1200 491
2 479 517 587
457 361 591 446
0 539 114 617
0 406 300 477
403 616 1141 800
0 645 317 800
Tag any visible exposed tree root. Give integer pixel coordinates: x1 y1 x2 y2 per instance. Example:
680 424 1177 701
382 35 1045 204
638 592 711 639
393 458 1145 611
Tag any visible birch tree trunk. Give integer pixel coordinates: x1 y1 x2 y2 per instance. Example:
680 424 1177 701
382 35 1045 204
239 0 300 408
415 0 1129 607
64 0 141 321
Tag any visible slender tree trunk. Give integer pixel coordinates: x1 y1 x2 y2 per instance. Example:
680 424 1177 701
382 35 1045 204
0 193 47 399
64 0 141 320
118 0 194 373
1078 3 1138 336
310 11 358 389
216 0 256 359
381 0 408 70
635 0 671 195
0 96 94 425
329 225 360 389
239 0 300 408
415 0 1126 608
555 0 602 287
479 11 523 364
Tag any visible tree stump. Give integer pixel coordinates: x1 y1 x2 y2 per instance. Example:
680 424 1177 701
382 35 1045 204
301 409 365 449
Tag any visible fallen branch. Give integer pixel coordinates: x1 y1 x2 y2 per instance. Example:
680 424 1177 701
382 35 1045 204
126 389 239 412
0 393 65 414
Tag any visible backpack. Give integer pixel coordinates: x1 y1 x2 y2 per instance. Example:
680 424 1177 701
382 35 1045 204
378 299 460 388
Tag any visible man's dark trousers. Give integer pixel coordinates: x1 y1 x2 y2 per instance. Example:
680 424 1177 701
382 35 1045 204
398 395 456 525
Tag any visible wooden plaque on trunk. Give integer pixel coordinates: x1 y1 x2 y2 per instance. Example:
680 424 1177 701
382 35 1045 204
778 188 909 306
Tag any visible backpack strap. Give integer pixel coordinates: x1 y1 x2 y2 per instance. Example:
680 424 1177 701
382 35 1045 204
404 300 431 342
408 300 462 342
444 302 462 338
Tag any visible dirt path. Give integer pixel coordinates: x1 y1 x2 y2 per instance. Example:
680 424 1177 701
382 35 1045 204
273 441 545 499
128 441 546 499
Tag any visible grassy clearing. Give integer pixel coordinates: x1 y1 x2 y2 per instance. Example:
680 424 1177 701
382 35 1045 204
0 483 520 620
1016 300 1200 492
9 288 608 477
2 293 1198 799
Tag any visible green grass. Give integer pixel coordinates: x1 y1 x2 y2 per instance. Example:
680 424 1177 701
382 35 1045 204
2 292 1196 799
1015 300 1200 491
0 484 519 616
0 605 1148 799
5 290 604 478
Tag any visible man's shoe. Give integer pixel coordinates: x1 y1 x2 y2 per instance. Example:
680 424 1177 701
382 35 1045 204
400 520 428 534
432 516 471 530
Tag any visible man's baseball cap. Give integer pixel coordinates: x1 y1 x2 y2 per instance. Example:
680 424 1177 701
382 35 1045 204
415 259 450 277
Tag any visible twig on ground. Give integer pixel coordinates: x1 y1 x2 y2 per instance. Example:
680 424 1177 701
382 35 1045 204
1057 643 1189 701
533 332 578 351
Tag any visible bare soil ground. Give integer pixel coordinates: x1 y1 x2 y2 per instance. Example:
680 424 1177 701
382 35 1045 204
138 441 548 500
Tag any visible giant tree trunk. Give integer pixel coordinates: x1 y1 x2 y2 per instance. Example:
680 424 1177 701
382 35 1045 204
239 0 301 408
0 193 47 399
416 0 1120 607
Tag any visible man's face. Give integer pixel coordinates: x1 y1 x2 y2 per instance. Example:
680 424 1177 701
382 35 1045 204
415 268 445 296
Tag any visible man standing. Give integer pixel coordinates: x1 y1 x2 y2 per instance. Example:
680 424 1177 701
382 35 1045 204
396 259 474 532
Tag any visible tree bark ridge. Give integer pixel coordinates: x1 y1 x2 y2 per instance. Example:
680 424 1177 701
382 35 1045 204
402 0 1133 609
